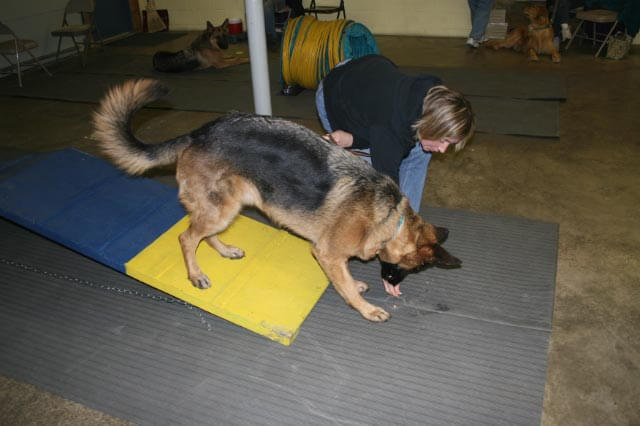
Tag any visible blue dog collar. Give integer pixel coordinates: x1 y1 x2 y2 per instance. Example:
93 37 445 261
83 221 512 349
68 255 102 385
394 215 405 237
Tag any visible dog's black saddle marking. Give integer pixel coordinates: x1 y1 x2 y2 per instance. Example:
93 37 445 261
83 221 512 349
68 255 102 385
191 114 336 212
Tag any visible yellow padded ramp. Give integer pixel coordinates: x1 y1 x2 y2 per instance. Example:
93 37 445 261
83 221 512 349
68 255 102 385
126 215 328 345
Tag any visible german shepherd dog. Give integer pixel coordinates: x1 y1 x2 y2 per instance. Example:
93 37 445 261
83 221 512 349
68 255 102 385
93 80 461 322
152 20 249 73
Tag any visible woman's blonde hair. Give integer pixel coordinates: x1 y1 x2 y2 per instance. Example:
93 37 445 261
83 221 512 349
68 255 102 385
412 85 476 152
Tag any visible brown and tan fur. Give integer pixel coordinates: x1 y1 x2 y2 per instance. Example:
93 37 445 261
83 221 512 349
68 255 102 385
485 5 560 63
93 79 460 322
152 20 249 73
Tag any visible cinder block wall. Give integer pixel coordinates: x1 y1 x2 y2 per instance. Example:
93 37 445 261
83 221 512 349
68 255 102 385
2 0 75 58
138 0 245 31
140 0 640 44
142 0 473 37
2 0 638 62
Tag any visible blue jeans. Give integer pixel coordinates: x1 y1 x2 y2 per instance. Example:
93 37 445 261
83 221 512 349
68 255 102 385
264 0 286 40
315 57 351 132
468 0 494 41
315 80 333 133
315 82 431 212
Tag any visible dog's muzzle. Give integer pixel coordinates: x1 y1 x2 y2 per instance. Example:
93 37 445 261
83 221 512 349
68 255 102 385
217 36 229 49
380 261 410 286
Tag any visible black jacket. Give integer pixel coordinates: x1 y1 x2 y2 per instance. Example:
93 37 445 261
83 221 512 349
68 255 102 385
322 54 442 183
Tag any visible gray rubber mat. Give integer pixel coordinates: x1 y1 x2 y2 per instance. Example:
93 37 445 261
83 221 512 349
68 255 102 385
0 71 559 137
399 66 567 100
49 52 267 81
0 203 557 425
47 53 566 101
468 95 559 137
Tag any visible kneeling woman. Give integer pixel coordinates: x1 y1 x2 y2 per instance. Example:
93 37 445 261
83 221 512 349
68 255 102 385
316 54 476 212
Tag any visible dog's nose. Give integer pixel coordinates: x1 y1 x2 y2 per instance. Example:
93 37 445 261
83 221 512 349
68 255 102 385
434 226 449 243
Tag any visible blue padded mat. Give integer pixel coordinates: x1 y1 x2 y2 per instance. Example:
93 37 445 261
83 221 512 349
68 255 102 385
0 149 184 272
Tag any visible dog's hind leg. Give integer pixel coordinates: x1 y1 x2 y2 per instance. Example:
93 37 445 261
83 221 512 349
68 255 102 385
178 191 244 289
179 216 216 289
312 246 389 322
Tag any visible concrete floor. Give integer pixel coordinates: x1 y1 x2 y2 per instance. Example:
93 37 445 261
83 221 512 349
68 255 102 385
0 33 639 425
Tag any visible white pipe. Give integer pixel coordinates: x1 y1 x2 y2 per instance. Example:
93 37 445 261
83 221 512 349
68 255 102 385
244 0 272 116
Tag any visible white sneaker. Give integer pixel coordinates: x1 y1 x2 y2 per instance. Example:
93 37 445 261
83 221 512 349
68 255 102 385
561 23 572 41
466 37 479 48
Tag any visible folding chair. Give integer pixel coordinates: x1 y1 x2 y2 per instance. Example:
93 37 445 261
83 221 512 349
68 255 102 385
0 21 52 87
565 9 619 58
51 0 103 67
305 0 346 20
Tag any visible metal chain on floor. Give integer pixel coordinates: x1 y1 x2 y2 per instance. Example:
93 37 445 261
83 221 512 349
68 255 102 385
0 256 214 331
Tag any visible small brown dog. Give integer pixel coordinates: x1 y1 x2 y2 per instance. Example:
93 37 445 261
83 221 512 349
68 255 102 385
93 79 462 322
485 5 560 63
153 19 249 72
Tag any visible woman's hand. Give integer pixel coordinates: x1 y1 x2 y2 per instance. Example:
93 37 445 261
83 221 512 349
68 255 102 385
323 130 353 148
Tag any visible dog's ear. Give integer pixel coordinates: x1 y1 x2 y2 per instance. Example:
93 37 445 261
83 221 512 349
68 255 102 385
432 245 462 268
221 18 229 29
434 226 449 244
207 21 214 30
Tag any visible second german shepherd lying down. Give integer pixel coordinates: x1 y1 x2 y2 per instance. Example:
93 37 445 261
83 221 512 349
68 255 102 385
152 19 249 72
93 79 461 322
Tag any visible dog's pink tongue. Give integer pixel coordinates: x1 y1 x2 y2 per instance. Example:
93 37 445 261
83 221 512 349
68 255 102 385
383 279 402 298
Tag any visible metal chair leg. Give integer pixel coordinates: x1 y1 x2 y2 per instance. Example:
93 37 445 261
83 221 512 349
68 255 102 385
69 34 84 66
27 50 52 76
70 35 80 54
565 19 583 50
1 53 16 73
1 54 19 86
94 27 105 49
81 35 89 67
14 50 22 87
55 36 62 63
595 20 618 58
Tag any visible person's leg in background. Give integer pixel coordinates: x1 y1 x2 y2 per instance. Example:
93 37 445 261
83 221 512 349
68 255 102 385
548 0 572 42
467 0 478 47
399 143 432 212
558 0 573 41
263 0 278 45
467 0 494 47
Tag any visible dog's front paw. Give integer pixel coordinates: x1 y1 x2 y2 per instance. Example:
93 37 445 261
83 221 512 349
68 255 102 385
222 246 245 259
190 273 212 289
354 280 369 294
362 305 390 322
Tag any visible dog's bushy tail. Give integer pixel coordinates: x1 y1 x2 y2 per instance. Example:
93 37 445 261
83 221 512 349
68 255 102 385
93 79 189 175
